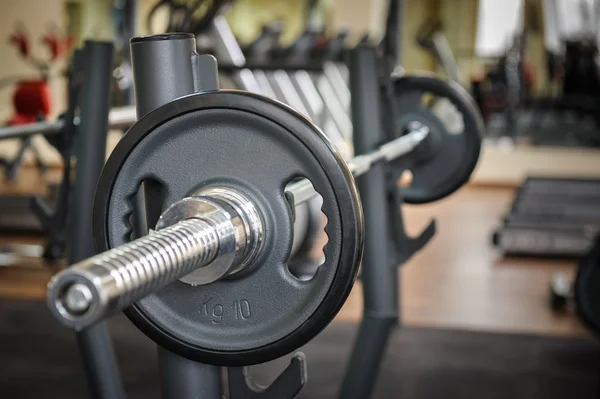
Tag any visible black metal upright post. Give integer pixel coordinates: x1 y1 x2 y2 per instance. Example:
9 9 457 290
382 0 404 67
123 0 136 105
394 0 404 66
130 33 222 399
337 46 399 399
158 347 222 398
67 40 126 399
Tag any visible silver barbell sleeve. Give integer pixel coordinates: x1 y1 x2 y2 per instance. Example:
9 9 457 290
47 188 264 330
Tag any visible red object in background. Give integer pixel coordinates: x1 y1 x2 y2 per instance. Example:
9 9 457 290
4 23 73 127
522 61 535 90
7 80 52 125
42 33 75 61
8 31 30 58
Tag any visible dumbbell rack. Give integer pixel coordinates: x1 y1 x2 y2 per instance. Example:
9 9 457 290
209 16 353 159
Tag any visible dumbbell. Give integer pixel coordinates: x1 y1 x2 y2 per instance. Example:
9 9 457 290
46 33 482 367
261 32 317 124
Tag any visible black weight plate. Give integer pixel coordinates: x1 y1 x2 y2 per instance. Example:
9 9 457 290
392 75 483 204
93 90 363 366
574 236 600 337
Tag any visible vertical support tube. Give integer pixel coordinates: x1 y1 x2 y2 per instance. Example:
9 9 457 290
76 326 126 399
130 33 197 118
130 33 222 399
382 0 404 66
122 0 136 105
68 41 126 399
338 46 398 399
395 0 404 66
158 347 222 398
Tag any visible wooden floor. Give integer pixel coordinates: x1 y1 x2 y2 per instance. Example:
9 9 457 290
0 168 587 337
338 187 586 337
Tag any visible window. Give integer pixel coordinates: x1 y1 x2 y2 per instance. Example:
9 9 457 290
476 0 524 57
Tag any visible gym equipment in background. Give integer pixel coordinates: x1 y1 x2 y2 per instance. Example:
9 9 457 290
479 1 600 146
549 235 600 338
494 177 600 258
0 71 136 263
391 75 481 203
415 19 462 83
44 25 483 398
146 0 226 35
111 0 137 107
210 14 353 158
1 22 74 180
573 235 600 337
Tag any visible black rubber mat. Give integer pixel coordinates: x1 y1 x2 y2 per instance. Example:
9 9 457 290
1 299 599 399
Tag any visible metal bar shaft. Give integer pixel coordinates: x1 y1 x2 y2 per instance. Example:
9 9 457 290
130 33 197 118
0 120 62 140
0 106 136 140
286 125 428 207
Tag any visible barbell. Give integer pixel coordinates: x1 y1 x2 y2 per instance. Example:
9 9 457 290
48 97 479 368
50 124 428 321
46 50 483 367
46 106 429 363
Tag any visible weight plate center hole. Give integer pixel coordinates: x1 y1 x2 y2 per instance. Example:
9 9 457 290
284 178 327 282
128 178 168 240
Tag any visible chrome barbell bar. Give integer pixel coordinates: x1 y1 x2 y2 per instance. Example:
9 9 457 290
286 122 428 207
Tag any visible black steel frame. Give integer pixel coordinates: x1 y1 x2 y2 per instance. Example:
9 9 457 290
67 40 127 399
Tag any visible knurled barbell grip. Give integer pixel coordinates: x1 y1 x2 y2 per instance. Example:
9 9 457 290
48 219 220 330
47 190 263 330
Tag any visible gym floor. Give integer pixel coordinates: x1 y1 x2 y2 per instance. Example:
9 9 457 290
0 167 586 338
